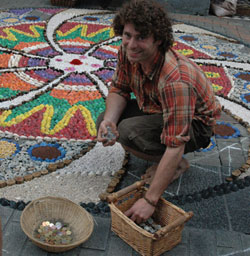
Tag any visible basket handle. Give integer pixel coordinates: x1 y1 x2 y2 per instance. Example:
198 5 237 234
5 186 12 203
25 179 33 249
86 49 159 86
107 180 147 203
153 211 194 239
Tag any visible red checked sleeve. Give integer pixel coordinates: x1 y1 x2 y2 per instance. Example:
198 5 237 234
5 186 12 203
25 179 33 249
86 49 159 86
159 81 196 147
109 48 132 100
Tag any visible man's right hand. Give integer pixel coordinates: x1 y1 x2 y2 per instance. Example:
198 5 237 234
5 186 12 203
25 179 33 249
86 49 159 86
97 120 118 146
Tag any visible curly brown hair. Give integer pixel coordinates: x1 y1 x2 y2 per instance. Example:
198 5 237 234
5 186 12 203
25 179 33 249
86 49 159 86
112 0 173 53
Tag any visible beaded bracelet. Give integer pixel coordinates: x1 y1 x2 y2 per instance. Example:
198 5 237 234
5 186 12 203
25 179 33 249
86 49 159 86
143 195 157 207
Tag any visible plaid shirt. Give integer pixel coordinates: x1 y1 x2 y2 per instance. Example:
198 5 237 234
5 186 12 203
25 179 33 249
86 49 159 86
109 46 221 147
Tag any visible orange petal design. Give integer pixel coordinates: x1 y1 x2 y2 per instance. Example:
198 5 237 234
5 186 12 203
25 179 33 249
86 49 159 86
0 73 36 91
50 89 102 105
59 37 95 45
13 41 45 50
0 53 12 67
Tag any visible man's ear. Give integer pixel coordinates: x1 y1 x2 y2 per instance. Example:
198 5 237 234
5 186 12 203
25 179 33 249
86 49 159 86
156 40 162 46
154 39 162 47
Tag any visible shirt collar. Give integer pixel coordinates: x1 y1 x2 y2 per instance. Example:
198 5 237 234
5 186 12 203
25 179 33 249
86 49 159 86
138 50 164 81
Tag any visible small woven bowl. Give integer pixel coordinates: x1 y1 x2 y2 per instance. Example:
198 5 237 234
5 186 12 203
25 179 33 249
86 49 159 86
20 196 94 253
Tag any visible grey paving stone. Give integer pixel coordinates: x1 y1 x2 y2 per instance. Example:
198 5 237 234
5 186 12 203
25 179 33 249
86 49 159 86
20 239 49 256
233 123 249 137
0 206 14 229
127 154 149 177
116 154 149 190
116 172 139 192
47 247 80 256
167 164 221 195
181 227 189 244
107 233 133 256
2 222 27 256
183 152 195 162
192 148 221 167
217 247 244 256
221 165 236 177
241 233 250 256
193 142 219 157
216 137 241 144
180 197 230 231
79 248 106 256
12 209 22 222
216 230 242 248
241 233 250 246
189 228 217 256
240 136 250 160
218 112 236 122
162 244 188 256
217 140 246 168
224 186 250 234
81 216 111 251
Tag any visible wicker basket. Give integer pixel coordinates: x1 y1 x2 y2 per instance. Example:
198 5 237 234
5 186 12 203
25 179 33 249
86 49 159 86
20 196 94 253
50 0 78 7
108 181 193 256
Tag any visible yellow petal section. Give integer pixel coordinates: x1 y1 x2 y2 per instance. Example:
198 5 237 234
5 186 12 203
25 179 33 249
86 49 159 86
0 105 96 136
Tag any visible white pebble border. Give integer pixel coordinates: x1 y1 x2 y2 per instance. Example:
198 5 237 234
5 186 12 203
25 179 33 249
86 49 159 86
55 142 125 177
1 142 125 203
216 96 250 123
0 172 112 204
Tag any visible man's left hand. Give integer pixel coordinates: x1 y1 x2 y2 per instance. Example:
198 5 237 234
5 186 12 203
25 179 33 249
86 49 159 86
124 198 155 224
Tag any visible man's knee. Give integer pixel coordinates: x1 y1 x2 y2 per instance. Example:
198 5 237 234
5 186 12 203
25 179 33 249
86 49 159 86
117 118 165 155
117 118 134 146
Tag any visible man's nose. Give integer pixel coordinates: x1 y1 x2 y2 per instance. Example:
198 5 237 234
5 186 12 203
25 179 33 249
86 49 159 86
128 38 137 48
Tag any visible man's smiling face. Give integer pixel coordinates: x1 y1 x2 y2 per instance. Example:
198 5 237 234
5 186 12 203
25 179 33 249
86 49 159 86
122 23 161 68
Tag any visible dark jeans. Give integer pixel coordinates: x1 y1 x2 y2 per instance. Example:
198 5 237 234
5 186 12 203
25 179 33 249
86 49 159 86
96 100 213 156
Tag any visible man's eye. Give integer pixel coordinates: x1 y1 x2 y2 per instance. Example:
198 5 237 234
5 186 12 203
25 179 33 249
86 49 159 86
123 33 131 39
138 36 146 41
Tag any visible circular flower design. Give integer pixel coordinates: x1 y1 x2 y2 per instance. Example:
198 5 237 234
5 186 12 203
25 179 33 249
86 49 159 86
0 139 20 159
240 93 250 104
217 51 238 59
0 9 122 180
179 35 198 42
28 142 65 162
200 44 218 51
214 121 240 139
234 72 250 82
0 10 120 142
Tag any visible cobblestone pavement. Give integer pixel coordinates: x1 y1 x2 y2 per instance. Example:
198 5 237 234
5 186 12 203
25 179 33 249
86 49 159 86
0 0 250 255
1 204 250 256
